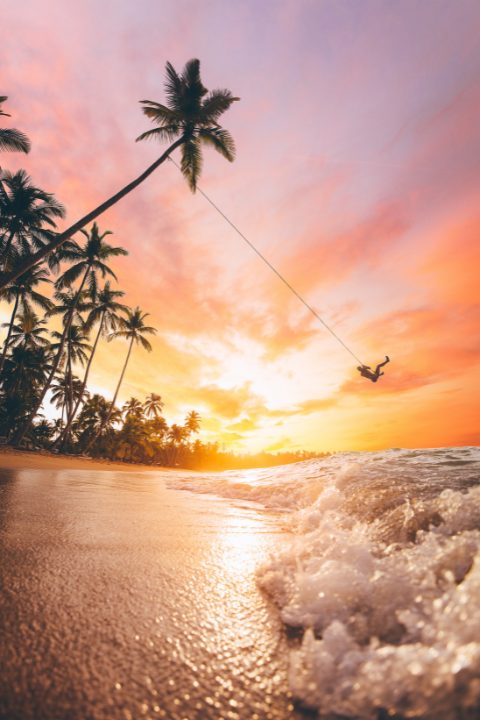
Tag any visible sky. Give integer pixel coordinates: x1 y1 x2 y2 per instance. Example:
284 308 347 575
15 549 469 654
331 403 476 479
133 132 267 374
2 0 480 452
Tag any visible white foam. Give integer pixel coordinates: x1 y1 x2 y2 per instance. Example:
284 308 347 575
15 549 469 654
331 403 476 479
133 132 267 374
171 448 480 717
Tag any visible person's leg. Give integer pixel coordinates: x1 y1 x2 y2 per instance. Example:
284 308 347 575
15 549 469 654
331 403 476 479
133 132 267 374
375 357 390 374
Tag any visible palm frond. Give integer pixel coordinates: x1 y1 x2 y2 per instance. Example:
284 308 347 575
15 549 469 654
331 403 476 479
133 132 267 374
135 126 180 144
182 58 207 98
164 61 183 109
181 139 203 192
201 90 240 123
0 128 31 153
139 101 180 124
56 262 86 289
138 336 153 352
199 127 236 161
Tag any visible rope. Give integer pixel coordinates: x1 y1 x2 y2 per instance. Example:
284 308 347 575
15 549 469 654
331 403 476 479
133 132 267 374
168 156 364 366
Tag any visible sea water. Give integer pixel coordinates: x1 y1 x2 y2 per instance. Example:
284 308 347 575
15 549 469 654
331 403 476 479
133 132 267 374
170 447 480 719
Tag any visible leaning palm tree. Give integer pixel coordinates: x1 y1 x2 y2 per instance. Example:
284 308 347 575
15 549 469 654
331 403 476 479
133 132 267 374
0 96 30 153
143 392 164 418
0 59 239 288
57 282 127 447
0 169 65 268
85 307 156 452
0 263 53 374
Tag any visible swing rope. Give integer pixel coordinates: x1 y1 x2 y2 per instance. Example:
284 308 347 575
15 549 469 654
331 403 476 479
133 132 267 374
168 156 364 367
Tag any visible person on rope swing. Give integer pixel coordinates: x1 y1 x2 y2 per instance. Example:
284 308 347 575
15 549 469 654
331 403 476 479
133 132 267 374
357 356 390 383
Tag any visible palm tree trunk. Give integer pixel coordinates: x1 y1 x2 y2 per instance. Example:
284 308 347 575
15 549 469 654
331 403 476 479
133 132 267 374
12 266 91 445
0 137 185 290
66 338 73 428
0 292 19 375
56 312 105 449
85 337 134 454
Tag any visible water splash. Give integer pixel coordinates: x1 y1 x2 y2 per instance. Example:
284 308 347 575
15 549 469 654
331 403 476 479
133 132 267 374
170 447 480 718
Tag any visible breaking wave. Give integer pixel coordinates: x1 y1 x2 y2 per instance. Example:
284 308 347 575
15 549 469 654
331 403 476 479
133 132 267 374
170 447 480 718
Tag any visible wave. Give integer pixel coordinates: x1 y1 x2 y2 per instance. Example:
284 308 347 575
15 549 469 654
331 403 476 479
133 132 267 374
169 447 480 718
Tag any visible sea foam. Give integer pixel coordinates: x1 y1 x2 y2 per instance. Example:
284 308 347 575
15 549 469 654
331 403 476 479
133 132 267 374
170 447 480 718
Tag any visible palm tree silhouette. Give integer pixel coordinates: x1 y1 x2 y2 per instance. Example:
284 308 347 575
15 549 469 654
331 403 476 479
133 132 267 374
0 59 238 288
143 392 164 418
74 394 121 450
0 264 53 374
123 397 144 420
9 310 50 349
13 225 126 444
51 323 91 427
184 410 201 436
85 307 156 452
0 169 65 268
0 96 30 153
57 282 127 447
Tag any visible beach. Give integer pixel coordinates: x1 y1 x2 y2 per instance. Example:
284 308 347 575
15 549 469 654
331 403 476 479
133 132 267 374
0 459 299 720
1 448 480 719
0 448 173 473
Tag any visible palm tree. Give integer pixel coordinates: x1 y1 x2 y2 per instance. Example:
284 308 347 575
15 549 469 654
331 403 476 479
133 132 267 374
12 226 123 444
51 374 88 429
167 423 188 466
144 392 164 418
122 397 144 421
58 282 127 447
0 169 65 268
74 394 121 451
85 307 156 452
9 310 50 349
0 59 238 288
0 345 52 438
0 96 30 153
51 323 91 438
56 223 127 299
0 263 53 374
184 410 201 436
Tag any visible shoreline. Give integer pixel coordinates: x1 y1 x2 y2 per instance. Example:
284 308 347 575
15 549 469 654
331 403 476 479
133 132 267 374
0 447 179 473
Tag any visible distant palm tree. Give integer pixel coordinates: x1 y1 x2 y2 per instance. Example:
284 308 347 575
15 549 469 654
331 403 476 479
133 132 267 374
51 323 91 438
0 169 65 268
0 96 30 153
51 374 89 429
74 394 121 450
168 424 187 444
144 392 164 418
0 263 53 374
58 282 127 447
122 397 144 420
85 307 156 452
184 410 201 436
147 415 168 442
167 423 188 465
0 59 238 288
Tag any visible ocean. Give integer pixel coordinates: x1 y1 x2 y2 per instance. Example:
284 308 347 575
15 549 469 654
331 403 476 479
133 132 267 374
169 446 480 719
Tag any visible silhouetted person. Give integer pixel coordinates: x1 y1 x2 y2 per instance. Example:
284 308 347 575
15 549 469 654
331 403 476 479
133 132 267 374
357 356 390 383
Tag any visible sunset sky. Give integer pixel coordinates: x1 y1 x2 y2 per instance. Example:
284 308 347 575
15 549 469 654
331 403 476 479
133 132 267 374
2 0 479 453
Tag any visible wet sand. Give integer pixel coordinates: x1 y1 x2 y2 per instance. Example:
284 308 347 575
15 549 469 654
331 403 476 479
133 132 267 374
0 465 301 719
0 448 175 473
